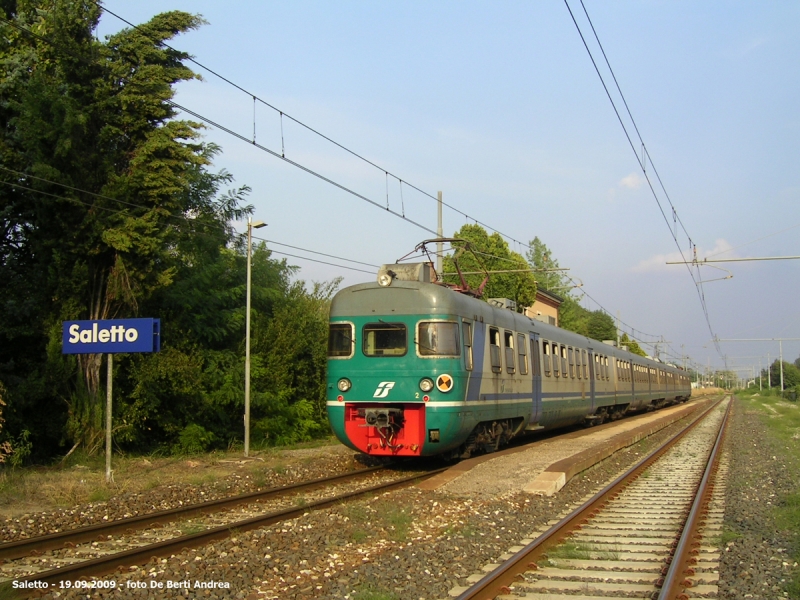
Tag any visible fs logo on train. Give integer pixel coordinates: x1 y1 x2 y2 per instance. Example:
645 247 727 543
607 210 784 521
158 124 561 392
373 382 395 398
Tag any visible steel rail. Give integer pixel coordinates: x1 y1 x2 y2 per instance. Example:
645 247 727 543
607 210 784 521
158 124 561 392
456 396 727 600
659 397 732 599
4 466 448 590
0 465 385 561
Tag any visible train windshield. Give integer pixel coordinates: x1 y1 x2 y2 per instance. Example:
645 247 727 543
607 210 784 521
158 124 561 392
418 322 460 356
328 323 354 358
363 323 407 356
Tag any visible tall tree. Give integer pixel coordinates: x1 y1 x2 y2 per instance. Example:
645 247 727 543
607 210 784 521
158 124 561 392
587 311 616 342
442 224 536 309
0 2 227 450
620 333 646 357
526 236 570 293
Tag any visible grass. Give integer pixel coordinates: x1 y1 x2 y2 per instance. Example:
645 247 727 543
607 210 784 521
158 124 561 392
385 507 412 541
546 541 619 561
721 529 742 545
736 389 800 595
177 521 206 536
0 438 345 519
350 583 400 600
337 499 413 543
87 486 111 503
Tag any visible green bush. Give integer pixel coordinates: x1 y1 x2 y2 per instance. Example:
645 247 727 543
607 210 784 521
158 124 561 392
173 424 215 455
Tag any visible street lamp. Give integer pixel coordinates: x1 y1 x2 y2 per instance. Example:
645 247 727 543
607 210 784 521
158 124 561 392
245 217 266 457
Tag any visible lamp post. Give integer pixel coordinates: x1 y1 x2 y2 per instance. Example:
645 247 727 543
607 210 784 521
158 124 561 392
245 217 266 457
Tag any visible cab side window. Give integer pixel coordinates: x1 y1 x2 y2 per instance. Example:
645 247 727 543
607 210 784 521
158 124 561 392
463 322 473 371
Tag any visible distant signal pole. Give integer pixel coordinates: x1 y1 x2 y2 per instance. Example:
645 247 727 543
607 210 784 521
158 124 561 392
715 338 800 392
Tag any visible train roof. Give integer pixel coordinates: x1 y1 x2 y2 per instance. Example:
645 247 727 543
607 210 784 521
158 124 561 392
330 279 685 375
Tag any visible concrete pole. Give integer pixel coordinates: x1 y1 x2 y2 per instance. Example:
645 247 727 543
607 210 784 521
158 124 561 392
436 191 443 278
245 217 253 457
244 218 266 456
106 354 113 483
780 340 784 393
768 353 771 389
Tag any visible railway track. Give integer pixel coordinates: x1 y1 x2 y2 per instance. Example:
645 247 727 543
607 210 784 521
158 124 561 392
456 396 730 600
1 463 447 591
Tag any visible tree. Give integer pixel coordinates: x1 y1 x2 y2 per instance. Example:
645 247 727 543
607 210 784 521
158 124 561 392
620 333 646 357
442 224 536 309
526 236 570 293
587 311 616 342
770 361 800 389
0 2 243 453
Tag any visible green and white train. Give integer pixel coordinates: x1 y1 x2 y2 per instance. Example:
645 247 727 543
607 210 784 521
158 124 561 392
326 262 691 459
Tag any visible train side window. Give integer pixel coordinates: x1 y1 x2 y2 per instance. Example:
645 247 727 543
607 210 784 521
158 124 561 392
605 356 610 380
582 350 588 379
328 323 354 358
504 330 516 374
576 349 582 379
518 333 528 375
532 339 541 377
463 322 473 371
489 328 502 373
568 347 575 378
542 341 551 376
552 343 560 377
595 355 601 380
560 345 567 377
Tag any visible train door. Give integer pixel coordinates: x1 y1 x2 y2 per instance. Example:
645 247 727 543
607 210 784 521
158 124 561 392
587 348 596 413
529 334 542 423
465 320 486 401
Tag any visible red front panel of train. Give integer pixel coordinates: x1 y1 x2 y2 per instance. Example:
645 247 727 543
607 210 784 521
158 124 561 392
344 403 425 456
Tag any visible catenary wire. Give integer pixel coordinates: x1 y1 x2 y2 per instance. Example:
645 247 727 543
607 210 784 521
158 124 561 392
98 6 533 250
2 11 696 366
563 0 721 357
0 177 376 273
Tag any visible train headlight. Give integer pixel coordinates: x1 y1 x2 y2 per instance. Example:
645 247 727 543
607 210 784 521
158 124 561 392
419 377 434 392
337 378 352 392
377 272 394 287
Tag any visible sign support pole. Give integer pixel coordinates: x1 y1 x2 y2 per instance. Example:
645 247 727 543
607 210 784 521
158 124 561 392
106 353 113 483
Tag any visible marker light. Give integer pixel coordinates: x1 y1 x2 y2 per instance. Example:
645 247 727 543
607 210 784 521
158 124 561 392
419 378 434 392
337 378 352 392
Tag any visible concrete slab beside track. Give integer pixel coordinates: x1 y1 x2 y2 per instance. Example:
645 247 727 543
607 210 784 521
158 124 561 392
418 396 716 496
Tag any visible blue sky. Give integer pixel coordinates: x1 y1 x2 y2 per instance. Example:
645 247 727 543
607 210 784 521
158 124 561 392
97 1 800 378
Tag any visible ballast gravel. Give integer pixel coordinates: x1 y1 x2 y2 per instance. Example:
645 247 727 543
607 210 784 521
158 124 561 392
11 396 798 599
1 449 356 544
718 397 799 600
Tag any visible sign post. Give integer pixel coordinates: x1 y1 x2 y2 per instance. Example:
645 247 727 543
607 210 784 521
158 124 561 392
62 318 160 482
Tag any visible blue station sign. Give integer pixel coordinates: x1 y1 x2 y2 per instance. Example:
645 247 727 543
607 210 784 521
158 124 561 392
62 318 161 355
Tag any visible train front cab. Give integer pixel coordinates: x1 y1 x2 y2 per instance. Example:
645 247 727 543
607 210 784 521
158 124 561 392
327 315 470 457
